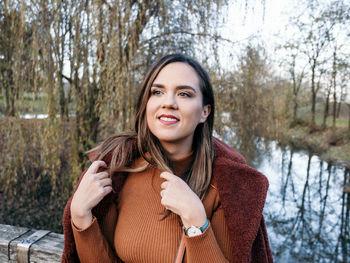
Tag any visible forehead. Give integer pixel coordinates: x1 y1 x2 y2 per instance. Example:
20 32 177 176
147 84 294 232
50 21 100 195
153 62 200 88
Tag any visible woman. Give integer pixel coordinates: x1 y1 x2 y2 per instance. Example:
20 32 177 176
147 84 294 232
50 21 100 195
62 54 273 263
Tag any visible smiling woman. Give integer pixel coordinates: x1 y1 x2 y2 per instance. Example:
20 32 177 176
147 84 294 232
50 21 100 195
61 54 273 263
146 62 210 160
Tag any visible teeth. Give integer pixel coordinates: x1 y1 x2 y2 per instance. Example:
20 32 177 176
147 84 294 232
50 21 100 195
160 117 178 122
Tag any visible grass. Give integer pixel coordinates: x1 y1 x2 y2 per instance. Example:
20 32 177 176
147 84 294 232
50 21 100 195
279 117 350 167
0 92 76 116
272 100 350 167
0 92 49 115
316 116 349 128
296 102 349 128
321 143 350 166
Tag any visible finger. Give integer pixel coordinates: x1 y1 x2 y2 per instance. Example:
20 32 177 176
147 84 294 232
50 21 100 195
160 172 175 180
160 189 165 198
160 198 171 212
88 161 107 174
160 181 168 189
99 178 112 187
160 195 166 205
95 171 109 180
103 186 113 195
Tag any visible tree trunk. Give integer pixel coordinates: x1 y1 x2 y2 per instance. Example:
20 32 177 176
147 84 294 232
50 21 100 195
348 104 350 133
311 62 316 131
3 5 16 117
337 102 342 119
332 94 337 128
292 66 298 123
293 97 298 123
47 56 56 120
4 68 16 117
58 27 68 121
332 50 337 128
323 84 331 128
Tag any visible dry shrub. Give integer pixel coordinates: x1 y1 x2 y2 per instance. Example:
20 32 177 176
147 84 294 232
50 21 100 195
0 117 74 233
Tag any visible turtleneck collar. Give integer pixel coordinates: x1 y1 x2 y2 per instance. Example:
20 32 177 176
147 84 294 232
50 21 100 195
170 151 194 177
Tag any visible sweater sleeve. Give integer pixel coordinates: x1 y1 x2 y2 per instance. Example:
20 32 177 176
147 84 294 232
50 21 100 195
71 201 120 263
72 216 119 263
184 204 234 263
72 217 118 263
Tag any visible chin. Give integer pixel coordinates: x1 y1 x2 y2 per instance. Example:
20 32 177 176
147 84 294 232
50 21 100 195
151 132 180 143
156 136 181 144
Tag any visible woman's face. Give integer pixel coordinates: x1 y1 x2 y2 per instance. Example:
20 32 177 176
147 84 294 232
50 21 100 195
146 62 210 152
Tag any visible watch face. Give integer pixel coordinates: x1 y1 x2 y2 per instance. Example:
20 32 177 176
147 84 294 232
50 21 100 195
186 226 202 237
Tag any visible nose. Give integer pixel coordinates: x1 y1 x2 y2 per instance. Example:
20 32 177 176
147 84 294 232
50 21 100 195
161 93 178 109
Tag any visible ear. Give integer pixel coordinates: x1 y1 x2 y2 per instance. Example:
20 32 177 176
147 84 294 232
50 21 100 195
200 104 211 123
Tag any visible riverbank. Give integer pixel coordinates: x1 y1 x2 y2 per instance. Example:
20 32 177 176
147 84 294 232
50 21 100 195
278 124 350 168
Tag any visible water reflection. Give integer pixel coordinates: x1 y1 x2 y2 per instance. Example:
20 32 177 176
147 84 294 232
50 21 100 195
255 142 350 262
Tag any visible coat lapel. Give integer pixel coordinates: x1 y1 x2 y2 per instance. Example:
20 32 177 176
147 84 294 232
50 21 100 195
213 138 269 263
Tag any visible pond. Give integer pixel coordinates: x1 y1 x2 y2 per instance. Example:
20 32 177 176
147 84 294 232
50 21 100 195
255 141 350 262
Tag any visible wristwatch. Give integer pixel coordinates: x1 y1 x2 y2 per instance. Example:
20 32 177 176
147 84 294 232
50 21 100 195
184 219 209 237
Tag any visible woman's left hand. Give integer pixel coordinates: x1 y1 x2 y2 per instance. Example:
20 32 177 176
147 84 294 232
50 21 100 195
160 172 207 228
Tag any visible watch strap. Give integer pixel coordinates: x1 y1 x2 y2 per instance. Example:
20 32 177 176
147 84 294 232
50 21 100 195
200 219 209 232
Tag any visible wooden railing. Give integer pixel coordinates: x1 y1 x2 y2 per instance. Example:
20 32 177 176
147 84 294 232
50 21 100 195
0 224 63 262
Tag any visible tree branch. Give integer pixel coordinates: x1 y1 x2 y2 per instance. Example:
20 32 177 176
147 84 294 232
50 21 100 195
139 30 255 47
61 73 72 84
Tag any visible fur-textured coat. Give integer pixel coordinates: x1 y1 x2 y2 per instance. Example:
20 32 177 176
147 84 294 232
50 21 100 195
61 137 273 263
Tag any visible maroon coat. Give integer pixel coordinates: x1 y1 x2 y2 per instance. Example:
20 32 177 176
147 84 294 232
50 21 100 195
61 137 273 263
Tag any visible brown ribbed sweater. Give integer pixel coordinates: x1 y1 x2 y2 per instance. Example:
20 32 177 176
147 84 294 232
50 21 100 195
72 152 234 263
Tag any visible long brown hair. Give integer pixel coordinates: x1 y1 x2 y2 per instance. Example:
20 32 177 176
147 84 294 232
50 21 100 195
90 54 215 200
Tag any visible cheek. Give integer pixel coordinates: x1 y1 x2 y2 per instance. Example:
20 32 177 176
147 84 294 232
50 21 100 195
145 99 152 116
146 96 156 109
188 103 204 121
145 100 155 127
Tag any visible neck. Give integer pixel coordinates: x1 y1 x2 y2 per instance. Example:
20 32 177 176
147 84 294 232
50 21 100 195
160 141 192 161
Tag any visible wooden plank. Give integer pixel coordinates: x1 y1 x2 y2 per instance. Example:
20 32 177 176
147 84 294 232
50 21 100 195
0 224 29 263
0 224 64 262
29 232 64 262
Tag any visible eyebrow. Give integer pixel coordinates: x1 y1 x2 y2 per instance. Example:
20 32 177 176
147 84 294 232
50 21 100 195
151 83 197 93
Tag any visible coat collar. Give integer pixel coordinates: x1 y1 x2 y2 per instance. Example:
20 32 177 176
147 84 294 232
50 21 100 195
212 137 269 262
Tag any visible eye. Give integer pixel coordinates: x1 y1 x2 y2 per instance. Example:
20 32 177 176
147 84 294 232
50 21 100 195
151 89 163 96
178 92 192 98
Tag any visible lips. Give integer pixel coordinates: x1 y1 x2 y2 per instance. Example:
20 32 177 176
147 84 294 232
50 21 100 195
158 114 179 124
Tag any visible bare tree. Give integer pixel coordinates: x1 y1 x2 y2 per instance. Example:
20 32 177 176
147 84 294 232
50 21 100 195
0 1 28 116
284 46 306 125
289 0 350 131
224 44 272 164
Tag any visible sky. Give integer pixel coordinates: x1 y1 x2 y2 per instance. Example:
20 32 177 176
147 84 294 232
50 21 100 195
225 0 295 41
217 0 301 69
218 0 350 102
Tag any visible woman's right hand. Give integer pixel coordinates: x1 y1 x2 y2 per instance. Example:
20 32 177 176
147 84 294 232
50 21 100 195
70 161 113 230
